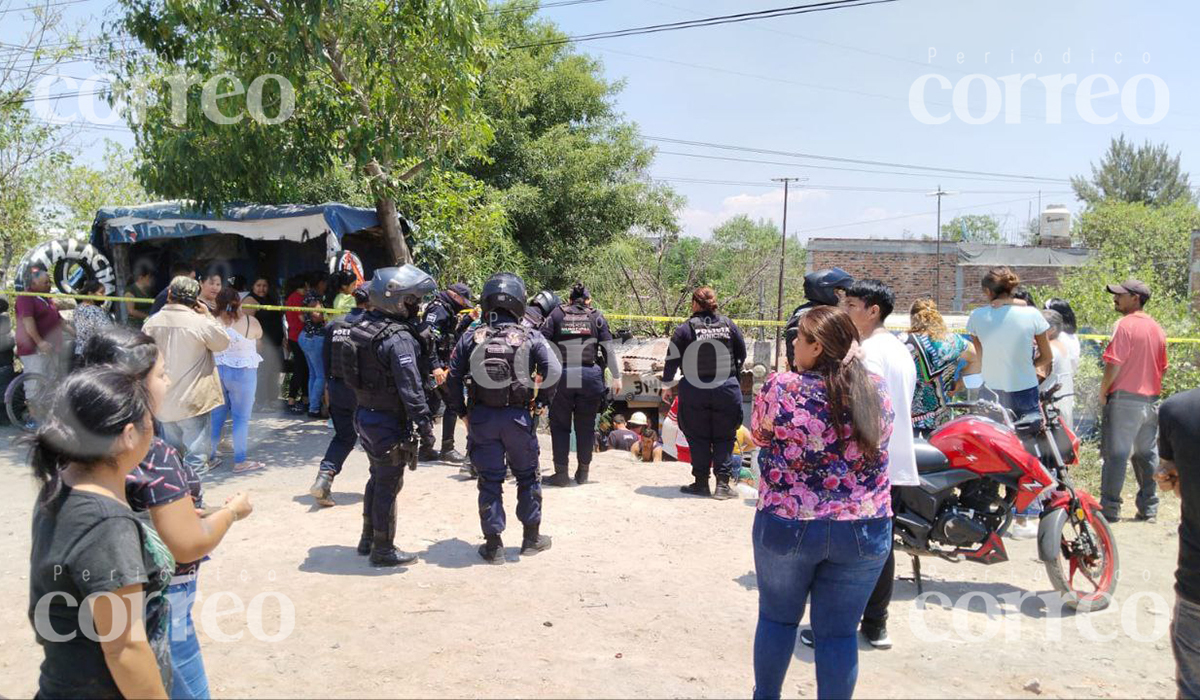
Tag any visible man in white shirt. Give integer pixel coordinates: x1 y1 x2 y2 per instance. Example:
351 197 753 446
841 279 916 648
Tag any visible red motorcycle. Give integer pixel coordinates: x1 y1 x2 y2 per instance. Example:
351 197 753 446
896 384 1119 612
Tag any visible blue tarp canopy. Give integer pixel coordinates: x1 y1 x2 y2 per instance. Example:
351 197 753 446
90 201 382 250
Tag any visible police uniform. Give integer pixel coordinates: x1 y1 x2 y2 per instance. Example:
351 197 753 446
334 266 435 567
663 311 747 499
540 296 612 486
420 289 474 461
784 268 854 371
308 305 365 506
446 273 560 563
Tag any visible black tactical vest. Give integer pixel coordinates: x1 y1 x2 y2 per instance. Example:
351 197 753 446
554 303 599 367
339 316 405 411
424 298 457 360
468 324 535 409
687 315 736 383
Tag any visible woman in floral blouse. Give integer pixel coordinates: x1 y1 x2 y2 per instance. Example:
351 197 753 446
71 279 113 361
750 305 894 700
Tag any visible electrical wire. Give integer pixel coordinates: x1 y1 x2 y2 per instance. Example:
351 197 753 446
509 0 898 49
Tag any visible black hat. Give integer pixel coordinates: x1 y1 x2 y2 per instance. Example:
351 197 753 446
448 282 475 304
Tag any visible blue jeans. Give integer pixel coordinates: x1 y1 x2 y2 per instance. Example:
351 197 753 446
166 578 210 699
1175 596 1200 700
163 413 212 473
994 385 1039 421
210 365 257 465
752 511 892 700
298 331 325 414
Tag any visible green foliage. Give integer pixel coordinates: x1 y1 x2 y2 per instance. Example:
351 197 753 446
108 0 495 230
940 214 1002 243
1032 198 1200 412
0 102 71 282
1071 135 1194 207
45 142 150 234
464 4 681 288
580 215 805 335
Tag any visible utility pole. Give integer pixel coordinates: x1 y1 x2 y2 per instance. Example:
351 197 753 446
926 185 957 310
771 177 806 368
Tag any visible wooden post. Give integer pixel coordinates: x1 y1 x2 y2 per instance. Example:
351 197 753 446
112 243 131 324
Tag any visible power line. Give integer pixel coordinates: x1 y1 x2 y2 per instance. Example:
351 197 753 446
509 0 898 49
798 196 1043 235
655 150 1074 185
654 176 1071 195
0 0 91 14
644 136 1072 183
487 0 612 14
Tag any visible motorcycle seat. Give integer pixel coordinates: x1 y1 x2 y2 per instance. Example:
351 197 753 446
1013 413 1044 437
914 439 950 474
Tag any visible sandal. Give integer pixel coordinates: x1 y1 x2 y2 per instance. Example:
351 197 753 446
232 461 265 474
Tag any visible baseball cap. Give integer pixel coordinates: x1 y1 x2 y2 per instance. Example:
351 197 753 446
169 276 201 304
1105 279 1151 301
448 282 474 303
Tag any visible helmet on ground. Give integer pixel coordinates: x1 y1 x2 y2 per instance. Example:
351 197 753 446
481 272 527 319
628 411 649 426
529 290 561 317
802 268 855 307
366 265 436 318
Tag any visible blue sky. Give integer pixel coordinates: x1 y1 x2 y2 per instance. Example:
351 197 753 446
7 0 1200 242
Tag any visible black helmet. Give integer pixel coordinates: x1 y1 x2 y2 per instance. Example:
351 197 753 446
802 268 854 307
481 272 527 319
366 265 436 318
529 290 561 317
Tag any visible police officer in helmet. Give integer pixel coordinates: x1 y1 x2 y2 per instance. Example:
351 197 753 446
446 272 561 564
309 286 370 507
661 287 747 500
783 267 854 371
522 290 561 329
540 283 613 486
420 282 474 464
332 265 435 567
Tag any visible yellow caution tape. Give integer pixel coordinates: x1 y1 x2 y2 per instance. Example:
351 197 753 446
9 291 1200 344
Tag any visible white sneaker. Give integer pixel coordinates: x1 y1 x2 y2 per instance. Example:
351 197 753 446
1009 517 1038 540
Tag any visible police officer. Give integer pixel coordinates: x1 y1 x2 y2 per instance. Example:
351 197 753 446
446 272 561 564
332 265 435 567
420 282 475 463
540 283 613 486
661 287 746 500
783 267 854 371
308 286 370 507
522 290 561 329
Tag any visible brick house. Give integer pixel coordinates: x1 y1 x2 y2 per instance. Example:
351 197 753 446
806 238 1094 313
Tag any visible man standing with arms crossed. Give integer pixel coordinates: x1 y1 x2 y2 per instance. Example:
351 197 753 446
1100 279 1167 523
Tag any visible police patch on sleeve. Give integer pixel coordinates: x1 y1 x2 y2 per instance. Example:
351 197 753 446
473 328 489 344
506 330 524 346
399 355 414 367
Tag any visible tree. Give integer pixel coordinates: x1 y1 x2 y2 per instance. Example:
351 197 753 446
940 214 1003 243
108 0 496 264
465 4 681 288
1071 135 1194 207
44 142 150 235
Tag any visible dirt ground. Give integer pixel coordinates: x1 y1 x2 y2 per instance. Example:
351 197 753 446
0 414 1184 699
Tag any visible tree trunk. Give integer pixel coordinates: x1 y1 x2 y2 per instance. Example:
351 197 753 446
374 196 410 265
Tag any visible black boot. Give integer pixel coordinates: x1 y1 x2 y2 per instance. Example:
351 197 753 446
309 470 335 507
712 479 736 500
542 464 573 487
440 441 465 464
369 512 418 567
478 534 505 564
574 464 590 485
520 523 552 556
418 444 440 462
356 516 372 555
680 479 711 497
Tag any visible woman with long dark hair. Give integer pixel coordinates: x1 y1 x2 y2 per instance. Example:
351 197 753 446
80 327 253 699
249 276 284 412
210 287 265 472
28 367 172 698
750 305 894 700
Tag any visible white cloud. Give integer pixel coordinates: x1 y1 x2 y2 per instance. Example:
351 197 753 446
679 188 831 238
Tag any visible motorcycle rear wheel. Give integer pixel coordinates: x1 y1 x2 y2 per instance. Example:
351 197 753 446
1043 506 1119 612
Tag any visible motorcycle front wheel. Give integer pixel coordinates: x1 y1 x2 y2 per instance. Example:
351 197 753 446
1042 505 1119 612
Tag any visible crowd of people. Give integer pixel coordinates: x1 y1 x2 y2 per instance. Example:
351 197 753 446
16 258 1197 700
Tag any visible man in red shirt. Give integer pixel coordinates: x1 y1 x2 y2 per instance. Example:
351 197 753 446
15 265 65 401
284 274 312 414
1100 279 1168 522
